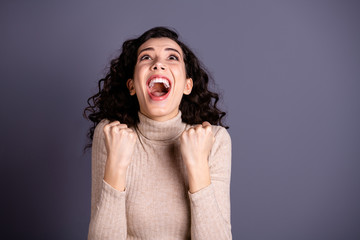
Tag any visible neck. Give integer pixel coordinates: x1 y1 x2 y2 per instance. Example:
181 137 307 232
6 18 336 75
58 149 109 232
136 111 186 141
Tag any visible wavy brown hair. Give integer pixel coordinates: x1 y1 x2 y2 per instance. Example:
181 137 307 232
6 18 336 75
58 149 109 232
84 27 227 148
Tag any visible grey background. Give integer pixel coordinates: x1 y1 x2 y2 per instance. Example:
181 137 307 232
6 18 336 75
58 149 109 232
1 0 359 239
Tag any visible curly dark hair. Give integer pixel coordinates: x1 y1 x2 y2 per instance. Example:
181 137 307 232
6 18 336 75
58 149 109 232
84 26 228 148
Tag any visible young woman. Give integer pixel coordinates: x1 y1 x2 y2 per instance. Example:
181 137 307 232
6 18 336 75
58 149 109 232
84 27 232 239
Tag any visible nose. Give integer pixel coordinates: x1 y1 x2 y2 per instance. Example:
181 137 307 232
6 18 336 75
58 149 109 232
152 61 166 71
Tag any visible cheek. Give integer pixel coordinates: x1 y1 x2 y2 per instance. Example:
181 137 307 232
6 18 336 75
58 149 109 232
134 62 147 77
133 66 140 80
173 65 187 79
133 66 147 91
134 81 145 95
173 81 187 97
175 68 188 88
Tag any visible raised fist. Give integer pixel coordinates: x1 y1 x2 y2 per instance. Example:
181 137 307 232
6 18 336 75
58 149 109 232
103 121 137 191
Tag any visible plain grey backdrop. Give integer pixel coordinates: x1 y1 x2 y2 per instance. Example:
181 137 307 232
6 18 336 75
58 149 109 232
1 0 359 239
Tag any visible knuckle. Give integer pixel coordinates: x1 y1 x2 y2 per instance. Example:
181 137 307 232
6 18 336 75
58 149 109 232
180 131 188 139
108 121 119 127
130 133 136 140
196 126 203 132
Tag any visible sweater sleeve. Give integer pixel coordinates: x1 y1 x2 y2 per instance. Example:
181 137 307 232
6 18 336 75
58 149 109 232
88 120 127 240
188 126 232 240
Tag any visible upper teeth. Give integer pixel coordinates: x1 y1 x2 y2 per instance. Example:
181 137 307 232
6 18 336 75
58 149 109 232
148 78 170 88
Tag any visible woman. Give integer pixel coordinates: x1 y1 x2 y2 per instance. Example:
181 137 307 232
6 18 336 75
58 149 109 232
84 27 232 239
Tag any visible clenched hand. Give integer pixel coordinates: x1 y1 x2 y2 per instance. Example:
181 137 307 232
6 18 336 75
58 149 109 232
103 121 136 191
180 121 214 193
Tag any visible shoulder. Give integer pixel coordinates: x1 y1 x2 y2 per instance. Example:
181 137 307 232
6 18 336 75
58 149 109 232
209 125 231 168
210 125 231 159
91 119 110 153
93 119 110 140
211 125 231 144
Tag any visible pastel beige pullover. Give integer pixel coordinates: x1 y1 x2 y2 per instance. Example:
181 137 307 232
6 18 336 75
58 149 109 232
88 111 232 239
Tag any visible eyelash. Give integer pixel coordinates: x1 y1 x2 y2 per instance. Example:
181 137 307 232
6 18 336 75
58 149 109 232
168 55 179 61
139 54 180 61
140 55 151 61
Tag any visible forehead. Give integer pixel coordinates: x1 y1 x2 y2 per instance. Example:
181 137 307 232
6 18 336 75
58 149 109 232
137 37 183 55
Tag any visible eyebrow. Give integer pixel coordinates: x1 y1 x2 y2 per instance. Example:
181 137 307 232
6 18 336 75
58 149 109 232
138 47 182 56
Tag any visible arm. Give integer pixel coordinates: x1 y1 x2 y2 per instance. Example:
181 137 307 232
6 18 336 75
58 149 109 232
188 127 232 240
87 120 128 240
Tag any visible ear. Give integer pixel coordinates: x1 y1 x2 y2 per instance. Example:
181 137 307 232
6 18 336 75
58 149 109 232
126 79 136 96
183 78 193 95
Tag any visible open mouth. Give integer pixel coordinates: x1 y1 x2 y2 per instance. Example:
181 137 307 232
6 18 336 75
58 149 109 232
147 76 171 100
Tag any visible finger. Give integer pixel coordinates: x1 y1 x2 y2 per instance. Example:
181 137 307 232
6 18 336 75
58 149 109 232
117 128 136 141
107 121 121 127
127 130 137 140
104 122 115 134
113 127 133 135
188 127 196 135
202 121 212 133
104 121 119 134
117 123 128 129
108 123 127 132
202 121 211 127
123 128 134 133
194 124 203 131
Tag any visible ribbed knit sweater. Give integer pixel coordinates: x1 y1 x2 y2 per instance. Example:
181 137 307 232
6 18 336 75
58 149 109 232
88 111 232 239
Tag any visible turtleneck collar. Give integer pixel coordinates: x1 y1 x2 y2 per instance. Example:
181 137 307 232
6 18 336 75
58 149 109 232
136 111 186 141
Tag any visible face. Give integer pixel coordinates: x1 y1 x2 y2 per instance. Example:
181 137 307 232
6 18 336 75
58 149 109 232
127 37 193 121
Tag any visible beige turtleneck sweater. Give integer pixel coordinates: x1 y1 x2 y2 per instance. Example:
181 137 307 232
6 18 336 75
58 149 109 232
88 112 232 239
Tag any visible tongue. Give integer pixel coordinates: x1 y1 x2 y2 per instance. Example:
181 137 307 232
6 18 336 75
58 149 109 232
152 91 166 97
150 83 168 96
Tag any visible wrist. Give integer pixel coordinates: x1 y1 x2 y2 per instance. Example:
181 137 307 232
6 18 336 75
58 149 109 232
186 164 211 193
104 158 128 191
106 155 130 170
103 171 127 191
183 154 208 167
